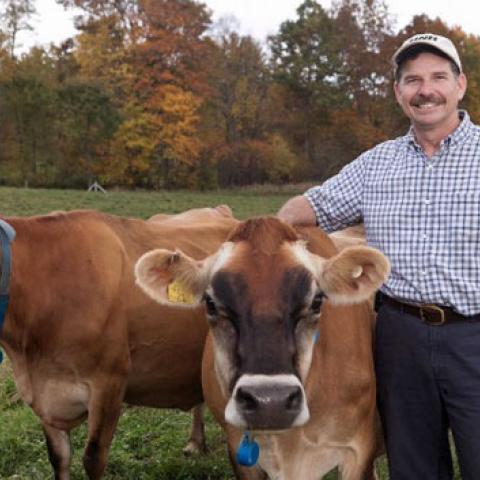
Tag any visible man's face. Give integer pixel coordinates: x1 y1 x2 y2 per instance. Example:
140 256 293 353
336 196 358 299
394 52 467 132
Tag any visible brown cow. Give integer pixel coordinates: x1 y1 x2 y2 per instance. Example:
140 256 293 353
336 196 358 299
135 216 390 480
0 206 239 480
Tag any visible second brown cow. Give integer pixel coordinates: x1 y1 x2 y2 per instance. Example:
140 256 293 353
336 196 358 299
0 206 238 479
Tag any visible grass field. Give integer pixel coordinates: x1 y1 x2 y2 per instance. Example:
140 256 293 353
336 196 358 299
0 185 308 219
0 186 458 479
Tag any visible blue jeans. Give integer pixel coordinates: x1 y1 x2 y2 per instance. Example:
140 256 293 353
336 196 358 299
375 301 480 480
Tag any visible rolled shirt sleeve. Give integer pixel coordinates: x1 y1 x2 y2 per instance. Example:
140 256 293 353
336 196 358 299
304 153 366 233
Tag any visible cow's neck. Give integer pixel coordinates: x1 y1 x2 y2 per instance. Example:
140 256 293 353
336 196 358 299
255 434 284 479
3 218 70 342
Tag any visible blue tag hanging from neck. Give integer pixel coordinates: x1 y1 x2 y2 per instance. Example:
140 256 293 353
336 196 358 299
236 432 259 467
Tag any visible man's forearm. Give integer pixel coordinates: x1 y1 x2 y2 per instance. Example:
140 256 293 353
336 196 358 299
277 195 317 226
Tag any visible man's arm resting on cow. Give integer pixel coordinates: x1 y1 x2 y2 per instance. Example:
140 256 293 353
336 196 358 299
277 195 317 226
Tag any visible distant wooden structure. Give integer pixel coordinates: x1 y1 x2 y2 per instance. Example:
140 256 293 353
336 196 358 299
87 181 106 193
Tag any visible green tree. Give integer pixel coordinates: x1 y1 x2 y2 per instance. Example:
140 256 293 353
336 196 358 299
269 0 342 164
1 47 58 186
304 0 394 178
55 82 121 187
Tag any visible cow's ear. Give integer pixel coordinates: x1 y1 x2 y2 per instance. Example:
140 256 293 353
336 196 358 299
135 249 205 304
317 246 390 304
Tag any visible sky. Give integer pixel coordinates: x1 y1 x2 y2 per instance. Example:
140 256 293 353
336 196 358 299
13 0 480 53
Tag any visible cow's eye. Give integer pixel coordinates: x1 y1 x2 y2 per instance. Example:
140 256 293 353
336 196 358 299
311 293 324 314
203 293 217 316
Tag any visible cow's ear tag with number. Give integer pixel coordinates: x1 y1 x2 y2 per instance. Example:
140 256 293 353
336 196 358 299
236 432 259 467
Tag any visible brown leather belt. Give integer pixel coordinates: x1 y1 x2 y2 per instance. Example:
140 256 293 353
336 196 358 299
381 294 480 326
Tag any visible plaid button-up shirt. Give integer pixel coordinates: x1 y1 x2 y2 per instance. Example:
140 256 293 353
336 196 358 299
305 111 480 315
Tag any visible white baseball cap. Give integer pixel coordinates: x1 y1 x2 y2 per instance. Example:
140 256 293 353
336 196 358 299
392 33 462 72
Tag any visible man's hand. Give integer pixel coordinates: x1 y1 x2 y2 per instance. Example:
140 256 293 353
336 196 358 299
277 195 317 226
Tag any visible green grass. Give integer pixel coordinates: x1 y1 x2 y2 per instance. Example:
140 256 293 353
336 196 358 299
0 185 305 219
0 384 231 479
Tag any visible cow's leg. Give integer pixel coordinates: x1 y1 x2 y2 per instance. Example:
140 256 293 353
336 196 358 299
83 379 125 480
361 460 378 480
43 423 72 480
183 403 207 456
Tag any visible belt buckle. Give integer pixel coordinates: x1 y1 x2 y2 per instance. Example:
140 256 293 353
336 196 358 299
420 304 446 325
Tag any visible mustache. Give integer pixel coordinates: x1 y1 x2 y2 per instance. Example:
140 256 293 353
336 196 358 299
410 94 444 106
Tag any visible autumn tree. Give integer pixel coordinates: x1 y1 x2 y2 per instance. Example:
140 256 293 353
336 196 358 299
268 0 398 180
74 15 134 100
211 32 265 137
122 0 212 188
110 84 202 188
134 0 211 95
49 38 80 84
0 0 36 57
0 27 122 187
458 31 480 124
57 0 141 43
204 29 299 186
3 0 480 190
58 0 142 186
331 0 394 117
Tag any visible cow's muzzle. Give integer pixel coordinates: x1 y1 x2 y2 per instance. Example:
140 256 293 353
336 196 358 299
225 374 310 430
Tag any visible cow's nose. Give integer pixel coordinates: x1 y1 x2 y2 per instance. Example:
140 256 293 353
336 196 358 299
235 383 305 430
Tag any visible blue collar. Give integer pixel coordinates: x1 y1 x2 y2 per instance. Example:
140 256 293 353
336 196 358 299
0 219 16 364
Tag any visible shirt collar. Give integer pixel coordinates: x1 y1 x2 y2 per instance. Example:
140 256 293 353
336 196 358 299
405 110 472 151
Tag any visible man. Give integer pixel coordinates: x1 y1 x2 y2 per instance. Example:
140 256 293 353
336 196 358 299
278 33 480 480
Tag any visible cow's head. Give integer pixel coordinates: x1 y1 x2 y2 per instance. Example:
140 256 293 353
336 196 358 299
135 217 389 431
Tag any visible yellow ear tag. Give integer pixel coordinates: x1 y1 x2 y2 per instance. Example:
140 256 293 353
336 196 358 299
167 280 196 304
